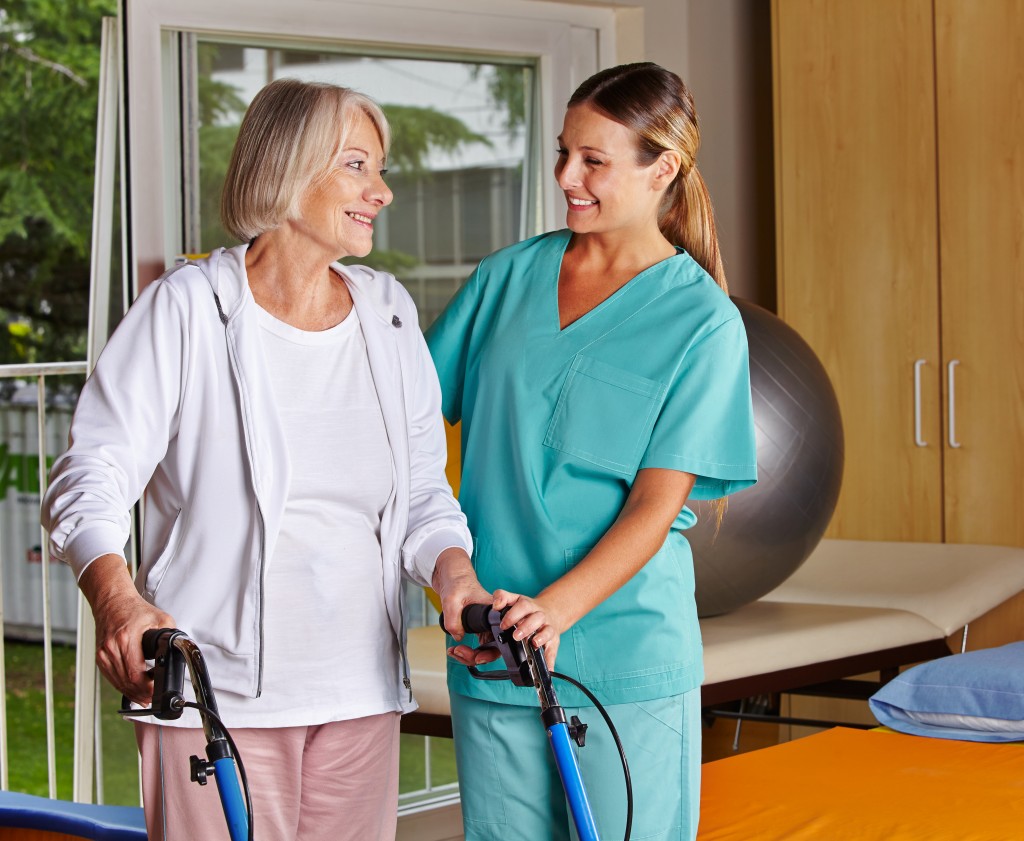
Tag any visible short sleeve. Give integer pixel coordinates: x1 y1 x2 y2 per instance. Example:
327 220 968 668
640 314 757 500
425 266 485 425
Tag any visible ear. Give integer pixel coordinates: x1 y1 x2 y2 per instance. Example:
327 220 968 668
651 150 682 190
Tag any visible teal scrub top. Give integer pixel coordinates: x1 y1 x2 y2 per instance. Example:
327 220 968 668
426 230 758 707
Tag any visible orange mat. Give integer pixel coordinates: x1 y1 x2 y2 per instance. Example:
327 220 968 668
698 727 1024 840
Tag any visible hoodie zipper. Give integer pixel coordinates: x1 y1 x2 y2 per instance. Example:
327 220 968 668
364 300 413 706
216 292 267 697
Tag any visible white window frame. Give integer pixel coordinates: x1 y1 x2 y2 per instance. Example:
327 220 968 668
120 0 620 291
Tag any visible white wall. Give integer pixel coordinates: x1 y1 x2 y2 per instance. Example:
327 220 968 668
687 0 774 310
537 0 776 308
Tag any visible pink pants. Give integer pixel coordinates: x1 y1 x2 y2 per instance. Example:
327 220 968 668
135 713 400 841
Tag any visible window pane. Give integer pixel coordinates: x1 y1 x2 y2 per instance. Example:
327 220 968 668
194 43 535 330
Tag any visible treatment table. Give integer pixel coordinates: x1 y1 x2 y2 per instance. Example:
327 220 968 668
696 726 1024 840
403 539 1024 736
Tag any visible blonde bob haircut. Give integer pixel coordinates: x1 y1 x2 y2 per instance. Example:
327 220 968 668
220 78 391 243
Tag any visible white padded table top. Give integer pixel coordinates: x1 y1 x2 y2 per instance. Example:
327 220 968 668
406 603 941 716
698 600 941 686
762 539 1024 636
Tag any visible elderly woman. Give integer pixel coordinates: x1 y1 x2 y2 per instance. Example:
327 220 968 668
41 78 486 841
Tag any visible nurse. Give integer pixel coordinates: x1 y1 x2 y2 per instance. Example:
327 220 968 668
427 62 757 840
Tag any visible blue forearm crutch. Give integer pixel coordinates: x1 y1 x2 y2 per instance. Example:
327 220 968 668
120 628 252 841
544 693 601 840
444 604 632 841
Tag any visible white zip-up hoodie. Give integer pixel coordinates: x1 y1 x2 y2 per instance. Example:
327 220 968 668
42 245 471 709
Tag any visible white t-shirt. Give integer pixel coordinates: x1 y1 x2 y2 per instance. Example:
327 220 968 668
214 303 399 727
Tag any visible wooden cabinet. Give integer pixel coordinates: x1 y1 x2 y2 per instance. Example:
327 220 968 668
772 0 1024 549
934 2 1024 545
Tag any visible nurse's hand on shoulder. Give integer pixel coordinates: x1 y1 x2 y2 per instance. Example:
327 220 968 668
494 589 563 671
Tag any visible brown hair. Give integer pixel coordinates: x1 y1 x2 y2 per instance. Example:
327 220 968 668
568 62 727 293
220 78 390 243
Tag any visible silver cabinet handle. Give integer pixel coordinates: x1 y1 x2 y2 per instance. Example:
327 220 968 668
948 359 961 448
914 359 927 447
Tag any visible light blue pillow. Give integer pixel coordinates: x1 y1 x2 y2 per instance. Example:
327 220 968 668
869 641 1024 742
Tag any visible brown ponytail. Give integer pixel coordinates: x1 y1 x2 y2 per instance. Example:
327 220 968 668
662 165 728 293
568 62 728 293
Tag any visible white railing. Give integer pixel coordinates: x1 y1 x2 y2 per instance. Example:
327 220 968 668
0 361 89 798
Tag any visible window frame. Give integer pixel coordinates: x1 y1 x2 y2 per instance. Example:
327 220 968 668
121 0 619 291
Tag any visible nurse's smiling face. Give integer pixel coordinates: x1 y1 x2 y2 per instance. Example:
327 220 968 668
554 103 673 237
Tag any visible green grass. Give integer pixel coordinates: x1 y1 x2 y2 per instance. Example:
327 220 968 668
3 640 140 804
399 733 459 795
4 640 77 800
4 640 457 805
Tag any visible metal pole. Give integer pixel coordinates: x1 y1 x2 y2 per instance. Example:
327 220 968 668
36 377 57 799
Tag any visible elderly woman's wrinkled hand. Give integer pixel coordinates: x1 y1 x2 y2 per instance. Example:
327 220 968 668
431 547 502 667
79 554 176 706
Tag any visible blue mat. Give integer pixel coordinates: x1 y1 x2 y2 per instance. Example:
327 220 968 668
0 791 146 840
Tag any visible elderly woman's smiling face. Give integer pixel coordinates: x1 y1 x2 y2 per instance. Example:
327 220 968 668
295 108 393 260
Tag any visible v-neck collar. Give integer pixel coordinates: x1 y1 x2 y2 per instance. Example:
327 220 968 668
551 231 686 335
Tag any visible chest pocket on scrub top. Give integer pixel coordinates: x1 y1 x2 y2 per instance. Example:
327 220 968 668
544 355 666 476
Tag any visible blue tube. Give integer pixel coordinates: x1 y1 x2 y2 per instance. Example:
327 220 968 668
212 757 249 841
547 722 601 841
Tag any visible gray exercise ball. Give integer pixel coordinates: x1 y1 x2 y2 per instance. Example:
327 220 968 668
691 297 844 617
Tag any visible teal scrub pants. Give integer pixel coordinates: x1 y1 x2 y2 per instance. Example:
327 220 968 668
450 688 701 841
